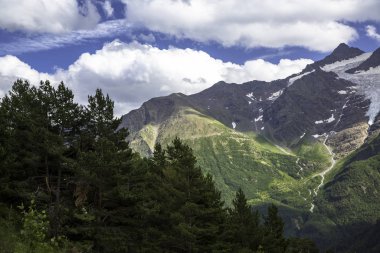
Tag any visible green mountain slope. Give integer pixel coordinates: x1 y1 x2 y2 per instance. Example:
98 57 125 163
129 106 332 209
294 133 380 251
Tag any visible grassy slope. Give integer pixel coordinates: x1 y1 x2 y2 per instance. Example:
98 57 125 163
295 134 380 251
130 107 332 210
317 136 380 226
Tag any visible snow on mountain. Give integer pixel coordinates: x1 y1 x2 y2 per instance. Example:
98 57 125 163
322 52 380 125
315 114 335 124
267 89 284 101
288 70 315 86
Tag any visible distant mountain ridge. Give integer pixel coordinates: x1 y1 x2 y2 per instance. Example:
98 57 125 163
120 43 380 154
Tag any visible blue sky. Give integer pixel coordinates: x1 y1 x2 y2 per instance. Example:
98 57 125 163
0 0 379 115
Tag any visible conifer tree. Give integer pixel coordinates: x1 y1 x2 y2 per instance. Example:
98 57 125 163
165 138 226 252
262 204 288 253
225 188 261 252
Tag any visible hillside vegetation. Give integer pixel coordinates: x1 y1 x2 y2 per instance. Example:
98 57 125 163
0 80 318 253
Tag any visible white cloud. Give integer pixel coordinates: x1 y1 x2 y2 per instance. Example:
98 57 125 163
0 40 312 115
225 58 314 84
122 0 380 51
102 0 114 18
0 0 101 33
0 55 53 97
366 25 380 41
0 19 130 55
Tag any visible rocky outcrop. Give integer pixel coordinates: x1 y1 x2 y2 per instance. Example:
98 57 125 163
327 122 369 159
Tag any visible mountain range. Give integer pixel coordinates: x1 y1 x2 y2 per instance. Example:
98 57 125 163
118 43 380 251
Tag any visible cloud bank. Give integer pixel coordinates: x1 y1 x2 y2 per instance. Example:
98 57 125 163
0 40 312 115
123 0 380 52
0 1 379 53
0 0 101 34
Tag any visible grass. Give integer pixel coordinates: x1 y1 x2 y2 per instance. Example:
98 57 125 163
129 107 334 211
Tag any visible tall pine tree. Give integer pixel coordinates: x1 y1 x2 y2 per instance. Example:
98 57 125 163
262 204 288 253
225 188 261 252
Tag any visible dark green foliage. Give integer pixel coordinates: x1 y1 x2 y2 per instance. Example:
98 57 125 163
262 204 288 253
286 238 319 253
225 188 261 252
0 79 317 252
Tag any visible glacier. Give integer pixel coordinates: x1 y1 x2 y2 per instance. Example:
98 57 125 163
322 52 380 125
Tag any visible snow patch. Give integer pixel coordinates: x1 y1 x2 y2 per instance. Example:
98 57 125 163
267 89 283 101
334 100 349 128
288 70 315 86
337 90 348 94
261 127 264 130
246 92 254 99
300 132 306 139
326 114 335 123
254 115 263 122
315 114 335 124
232 122 236 129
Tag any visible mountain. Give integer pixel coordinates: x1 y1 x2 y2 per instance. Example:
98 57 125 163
315 42 364 66
119 43 380 250
346 47 380 73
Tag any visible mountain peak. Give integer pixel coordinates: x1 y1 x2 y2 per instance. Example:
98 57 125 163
317 43 364 66
335 42 350 50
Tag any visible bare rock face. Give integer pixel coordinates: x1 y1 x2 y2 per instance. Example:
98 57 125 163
327 122 369 159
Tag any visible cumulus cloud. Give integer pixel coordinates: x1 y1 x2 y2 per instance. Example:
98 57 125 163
366 25 380 41
122 0 380 52
0 40 312 115
0 55 53 97
0 0 100 33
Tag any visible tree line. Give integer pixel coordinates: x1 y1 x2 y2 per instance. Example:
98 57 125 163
0 80 318 252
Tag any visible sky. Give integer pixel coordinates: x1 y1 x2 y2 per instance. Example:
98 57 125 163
0 0 379 116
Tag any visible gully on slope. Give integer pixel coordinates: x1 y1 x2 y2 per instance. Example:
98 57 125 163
310 134 336 212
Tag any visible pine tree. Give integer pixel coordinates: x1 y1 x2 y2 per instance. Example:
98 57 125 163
262 204 288 253
75 89 139 252
225 188 261 252
0 80 43 203
165 138 226 252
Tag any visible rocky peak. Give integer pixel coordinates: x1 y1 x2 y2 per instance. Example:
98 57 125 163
317 43 364 66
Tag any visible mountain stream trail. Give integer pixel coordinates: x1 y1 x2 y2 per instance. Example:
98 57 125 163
296 158 304 179
309 134 336 212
